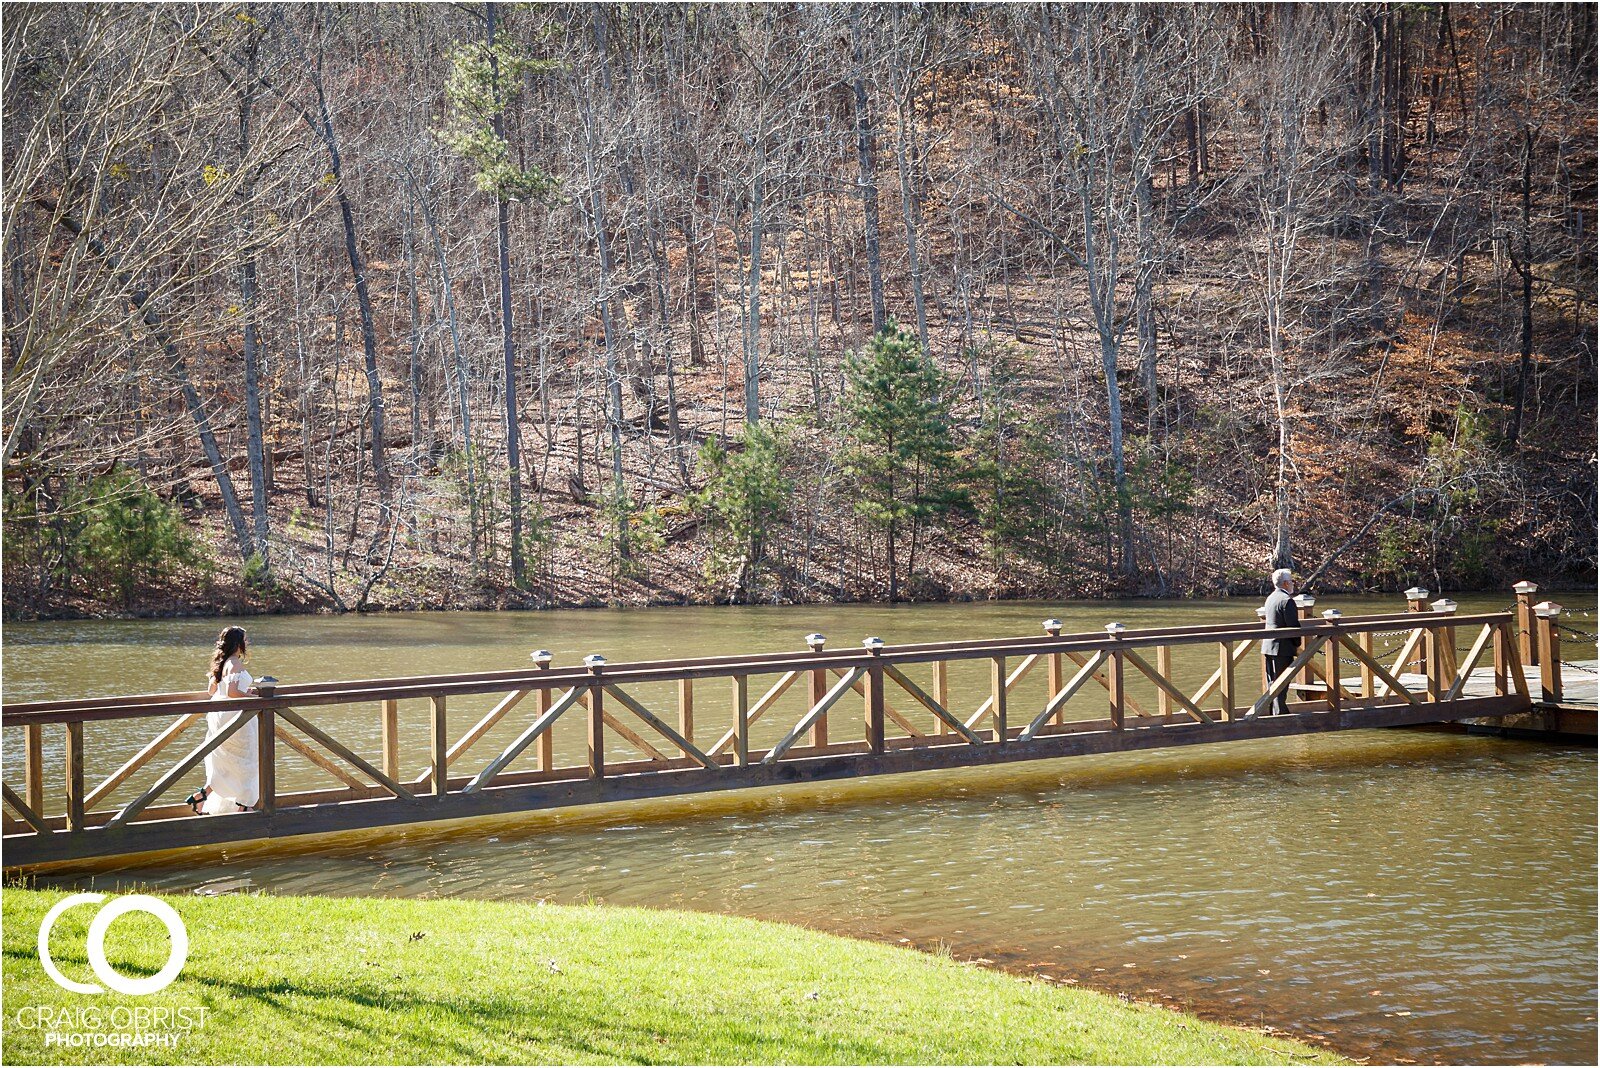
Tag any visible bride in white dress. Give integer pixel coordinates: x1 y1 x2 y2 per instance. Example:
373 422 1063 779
187 626 260 815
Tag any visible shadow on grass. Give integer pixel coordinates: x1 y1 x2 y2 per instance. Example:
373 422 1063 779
4 945 907 1066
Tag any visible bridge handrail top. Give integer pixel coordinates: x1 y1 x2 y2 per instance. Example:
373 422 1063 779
1 609 1511 725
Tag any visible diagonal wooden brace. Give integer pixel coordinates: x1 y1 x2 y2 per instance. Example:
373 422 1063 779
709 670 800 757
1123 649 1214 723
603 685 719 770
882 664 983 744
106 709 256 827
2 782 51 834
462 686 583 794
1020 651 1110 740
1337 637 1422 708
1244 637 1328 718
764 668 864 764
278 707 416 801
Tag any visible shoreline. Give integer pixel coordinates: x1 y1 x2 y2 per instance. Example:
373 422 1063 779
1 887 1349 1065
5 579 1590 625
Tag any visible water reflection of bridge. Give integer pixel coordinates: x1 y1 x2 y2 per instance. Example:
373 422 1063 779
3 584 1590 869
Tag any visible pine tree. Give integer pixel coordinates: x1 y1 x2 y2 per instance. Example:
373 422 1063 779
841 322 961 601
693 422 793 602
438 6 557 588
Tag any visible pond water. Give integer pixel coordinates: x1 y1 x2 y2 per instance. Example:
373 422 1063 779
5 596 1596 1064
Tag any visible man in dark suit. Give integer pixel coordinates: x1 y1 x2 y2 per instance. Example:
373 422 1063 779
1260 568 1300 716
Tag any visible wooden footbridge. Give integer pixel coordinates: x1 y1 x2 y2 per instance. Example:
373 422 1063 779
2 586 1590 869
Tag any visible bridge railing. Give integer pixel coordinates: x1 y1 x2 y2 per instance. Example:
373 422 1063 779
1 607 1531 865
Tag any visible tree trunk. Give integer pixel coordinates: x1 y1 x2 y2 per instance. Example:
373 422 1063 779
579 59 629 559
1131 95 1158 425
851 8 886 335
646 196 689 483
1266 243 1294 571
488 2 525 586
41 198 255 561
1076 190 1136 580
743 152 766 425
236 42 270 570
886 514 899 603
402 193 424 466
1509 124 1535 445
894 94 930 355
304 64 390 501
413 179 479 560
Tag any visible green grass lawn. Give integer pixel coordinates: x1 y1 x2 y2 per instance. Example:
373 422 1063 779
2 887 1347 1065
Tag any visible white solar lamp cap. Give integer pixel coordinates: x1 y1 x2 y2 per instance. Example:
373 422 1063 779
862 636 885 654
583 654 607 672
805 633 826 651
1042 618 1063 636
1534 601 1563 619
1513 580 1539 594
1321 609 1342 620
1405 587 1430 601
530 649 554 667
1430 598 1458 614
1104 622 1126 636
1294 593 1316 609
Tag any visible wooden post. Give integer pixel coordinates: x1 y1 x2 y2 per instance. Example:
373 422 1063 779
1218 642 1235 721
678 679 695 745
1105 623 1127 728
429 695 448 798
380 699 399 783
865 661 886 753
1294 596 1317 696
24 723 43 814
1317 609 1342 709
257 709 276 815
535 656 555 771
1320 611 1341 713
64 721 84 832
1513 580 1539 666
587 682 605 778
806 635 828 747
1431 598 1459 681
1424 627 1444 701
1492 624 1510 697
1155 645 1173 721
808 668 827 747
1043 619 1063 726
933 660 949 735
990 656 1008 743
732 675 750 766
1108 650 1125 729
1405 587 1430 675
1535 602 1563 703
1358 632 1376 698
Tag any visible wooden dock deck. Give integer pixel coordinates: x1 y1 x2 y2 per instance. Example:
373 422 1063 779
3 604 1554 870
1309 662 1596 739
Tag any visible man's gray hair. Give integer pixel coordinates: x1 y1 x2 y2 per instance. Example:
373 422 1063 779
1271 568 1294 589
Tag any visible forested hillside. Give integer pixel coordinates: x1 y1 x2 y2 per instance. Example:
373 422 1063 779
3 3 1595 618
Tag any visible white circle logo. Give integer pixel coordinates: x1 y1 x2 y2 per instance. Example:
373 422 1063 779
38 893 189 996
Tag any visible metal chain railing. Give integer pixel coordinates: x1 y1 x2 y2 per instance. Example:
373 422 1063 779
1556 622 1600 643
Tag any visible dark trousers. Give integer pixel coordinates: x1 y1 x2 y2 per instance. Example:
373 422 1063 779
1263 652 1298 715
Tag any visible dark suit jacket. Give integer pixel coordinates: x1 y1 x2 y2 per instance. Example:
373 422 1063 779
1260 588 1301 656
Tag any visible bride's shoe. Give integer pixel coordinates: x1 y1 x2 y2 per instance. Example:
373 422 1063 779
185 786 211 815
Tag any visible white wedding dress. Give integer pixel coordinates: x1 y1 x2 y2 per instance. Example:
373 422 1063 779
203 661 260 814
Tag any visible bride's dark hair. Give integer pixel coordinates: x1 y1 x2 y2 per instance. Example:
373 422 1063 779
210 626 248 683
